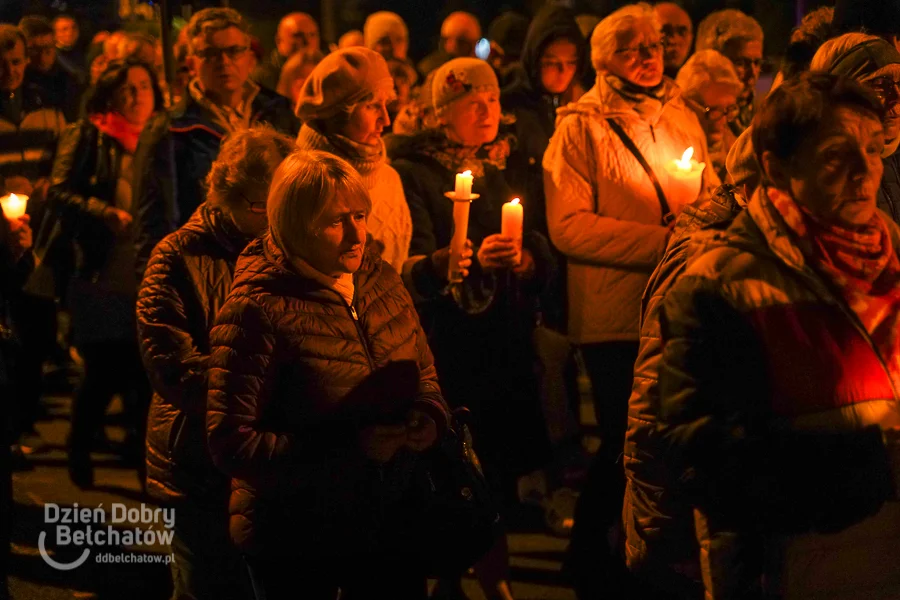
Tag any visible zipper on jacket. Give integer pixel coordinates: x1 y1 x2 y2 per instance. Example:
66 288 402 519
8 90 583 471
343 299 375 371
649 124 656 143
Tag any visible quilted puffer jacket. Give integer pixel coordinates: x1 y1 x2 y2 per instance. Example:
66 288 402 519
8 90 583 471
659 188 900 599
206 234 449 556
622 186 746 599
137 203 251 504
543 74 718 344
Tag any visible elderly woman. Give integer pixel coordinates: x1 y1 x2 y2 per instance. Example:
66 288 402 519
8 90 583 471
295 47 413 271
389 56 555 599
695 9 764 134
677 50 744 182
137 127 294 599
542 4 715 593
47 58 163 488
811 34 900 225
206 150 449 598
659 72 900 599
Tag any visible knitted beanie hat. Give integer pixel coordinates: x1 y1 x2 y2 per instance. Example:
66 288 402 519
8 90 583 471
364 11 408 48
432 58 499 112
295 47 394 122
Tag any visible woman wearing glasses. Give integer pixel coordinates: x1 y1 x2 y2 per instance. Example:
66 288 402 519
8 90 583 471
137 127 295 600
811 33 900 225
543 3 715 595
677 50 744 182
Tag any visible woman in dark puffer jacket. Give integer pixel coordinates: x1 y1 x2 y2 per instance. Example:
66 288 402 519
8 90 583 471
206 150 449 599
137 128 295 600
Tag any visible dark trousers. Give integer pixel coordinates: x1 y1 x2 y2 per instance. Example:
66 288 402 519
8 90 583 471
169 500 247 600
68 340 150 473
9 294 57 439
567 341 640 600
245 554 427 600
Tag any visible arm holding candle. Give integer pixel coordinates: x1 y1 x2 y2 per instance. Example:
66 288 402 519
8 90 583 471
543 119 669 270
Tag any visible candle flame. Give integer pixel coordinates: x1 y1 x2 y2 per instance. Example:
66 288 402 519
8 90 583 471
676 147 694 170
511 197 520 205
461 170 472 177
8 193 18 202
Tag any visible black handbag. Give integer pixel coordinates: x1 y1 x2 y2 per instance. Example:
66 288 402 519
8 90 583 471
402 407 503 577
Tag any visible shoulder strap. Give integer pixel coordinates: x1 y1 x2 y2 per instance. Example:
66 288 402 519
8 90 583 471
606 118 674 226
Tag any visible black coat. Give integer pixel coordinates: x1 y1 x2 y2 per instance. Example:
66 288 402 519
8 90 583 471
132 87 299 279
878 151 900 225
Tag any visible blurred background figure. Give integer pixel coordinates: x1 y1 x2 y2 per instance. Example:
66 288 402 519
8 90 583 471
52 14 84 80
774 6 835 86
85 44 110 87
252 12 319 92
386 57 417 126
695 9 764 134
486 11 529 81
19 15 82 122
654 2 694 79
417 11 481 79
364 11 409 61
338 29 364 50
275 50 322 107
677 50 743 182
48 58 163 489
103 30 127 60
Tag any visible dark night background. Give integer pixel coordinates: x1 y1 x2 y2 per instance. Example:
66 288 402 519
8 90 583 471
0 0 836 64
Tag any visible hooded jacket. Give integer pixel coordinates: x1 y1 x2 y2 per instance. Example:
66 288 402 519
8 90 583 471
137 203 250 504
543 75 717 344
659 188 900 599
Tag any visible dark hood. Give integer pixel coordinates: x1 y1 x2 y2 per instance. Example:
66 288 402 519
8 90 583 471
518 4 588 95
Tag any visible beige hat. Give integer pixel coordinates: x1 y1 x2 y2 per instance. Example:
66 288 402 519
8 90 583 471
431 57 498 112
363 11 408 48
295 47 394 122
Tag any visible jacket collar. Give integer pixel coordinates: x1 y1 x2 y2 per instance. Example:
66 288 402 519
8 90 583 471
196 203 253 259
554 74 680 126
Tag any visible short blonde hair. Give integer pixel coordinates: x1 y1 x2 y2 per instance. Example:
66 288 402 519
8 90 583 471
676 49 743 101
695 10 763 54
267 150 372 258
206 127 296 210
591 3 660 73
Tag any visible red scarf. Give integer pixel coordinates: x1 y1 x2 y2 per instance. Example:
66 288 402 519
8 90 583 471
89 111 144 154
768 187 900 390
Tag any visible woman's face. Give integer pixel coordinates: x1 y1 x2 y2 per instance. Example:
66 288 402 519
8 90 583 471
229 187 268 238
441 89 501 147
605 21 664 88
303 192 368 276
723 38 763 102
112 66 155 127
341 93 391 145
783 107 884 227
539 38 579 95
689 83 739 146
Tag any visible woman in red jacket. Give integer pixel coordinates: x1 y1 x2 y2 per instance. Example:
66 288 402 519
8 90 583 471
206 150 449 599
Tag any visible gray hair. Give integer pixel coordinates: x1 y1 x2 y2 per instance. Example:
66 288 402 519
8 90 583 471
676 49 743 102
695 10 763 54
185 7 250 54
590 3 660 73
267 150 372 258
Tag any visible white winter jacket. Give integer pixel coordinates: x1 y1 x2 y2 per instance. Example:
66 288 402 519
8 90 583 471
543 75 717 344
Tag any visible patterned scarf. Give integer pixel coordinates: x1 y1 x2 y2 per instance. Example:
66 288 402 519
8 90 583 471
604 74 668 122
420 130 513 178
768 187 900 389
89 111 144 153
188 78 260 133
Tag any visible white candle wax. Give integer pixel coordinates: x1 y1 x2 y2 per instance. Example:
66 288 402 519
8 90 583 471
454 170 473 199
0 193 28 220
663 147 704 212
501 197 524 264
449 199 471 283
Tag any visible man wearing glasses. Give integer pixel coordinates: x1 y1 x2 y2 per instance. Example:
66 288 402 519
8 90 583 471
132 8 299 279
654 2 693 80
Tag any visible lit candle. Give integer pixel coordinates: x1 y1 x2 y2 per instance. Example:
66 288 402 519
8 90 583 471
663 147 705 212
0 193 28 220
501 197 523 265
454 170 473 200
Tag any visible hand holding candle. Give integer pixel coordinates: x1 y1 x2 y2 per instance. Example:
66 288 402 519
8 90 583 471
664 147 705 211
0 193 29 221
501 197 524 265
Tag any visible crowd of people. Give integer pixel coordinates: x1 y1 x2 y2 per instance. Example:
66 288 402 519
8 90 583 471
2 0 900 599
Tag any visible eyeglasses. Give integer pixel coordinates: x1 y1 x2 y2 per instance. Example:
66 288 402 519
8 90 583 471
868 76 900 105
731 57 763 71
194 45 248 62
614 42 664 60
687 97 740 122
237 191 266 214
